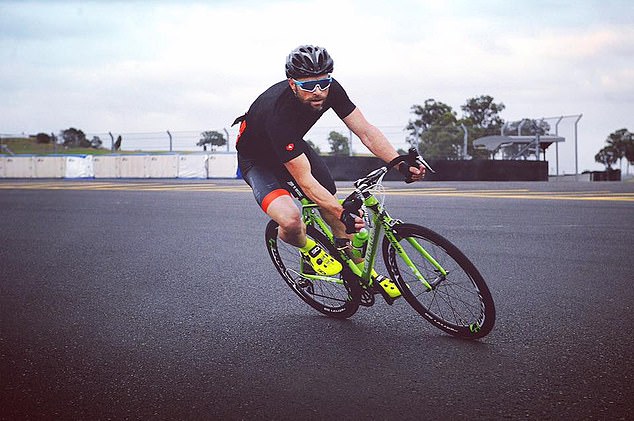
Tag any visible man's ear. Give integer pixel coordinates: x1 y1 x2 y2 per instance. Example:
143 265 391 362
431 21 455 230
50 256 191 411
288 78 297 94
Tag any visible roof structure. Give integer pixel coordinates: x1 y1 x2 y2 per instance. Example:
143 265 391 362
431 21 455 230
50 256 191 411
474 135 565 159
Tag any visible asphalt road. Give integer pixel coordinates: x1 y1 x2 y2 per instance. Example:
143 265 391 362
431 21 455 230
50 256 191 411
1 180 633 420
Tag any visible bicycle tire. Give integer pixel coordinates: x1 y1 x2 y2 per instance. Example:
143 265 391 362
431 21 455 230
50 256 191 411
265 220 360 319
382 223 495 339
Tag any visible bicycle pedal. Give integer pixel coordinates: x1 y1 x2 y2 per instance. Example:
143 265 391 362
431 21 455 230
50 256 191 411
373 275 401 305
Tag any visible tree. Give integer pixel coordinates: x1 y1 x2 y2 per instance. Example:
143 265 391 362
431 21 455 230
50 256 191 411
61 127 89 148
328 131 349 156
406 99 462 159
460 95 505 159
595 146 618 170
419 124 463 159
504 119 551 136
36 133 52 144
90 136 103 149
461 95 505 131
197 130 227 151
605 128 633 170
408 99 457 133
626 137 634 167
305 139 321 155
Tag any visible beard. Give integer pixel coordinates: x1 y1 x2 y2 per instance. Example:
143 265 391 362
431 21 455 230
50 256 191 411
293 89 327 113
300 97 325 113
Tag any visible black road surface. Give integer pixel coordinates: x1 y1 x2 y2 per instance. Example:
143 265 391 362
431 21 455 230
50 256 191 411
1 180 633 420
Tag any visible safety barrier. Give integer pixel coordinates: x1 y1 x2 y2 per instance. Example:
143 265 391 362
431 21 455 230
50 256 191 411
321 156 549 181
0 153 239 179
1 153 554 181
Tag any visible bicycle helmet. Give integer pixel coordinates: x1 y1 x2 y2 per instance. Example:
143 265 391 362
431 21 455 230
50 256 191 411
285 45 334 79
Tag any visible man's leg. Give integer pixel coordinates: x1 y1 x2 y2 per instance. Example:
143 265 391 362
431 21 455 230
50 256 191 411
265 191 341 276
300 148 350 240
239 158 307 248
265 193 305 248
240 154 341 276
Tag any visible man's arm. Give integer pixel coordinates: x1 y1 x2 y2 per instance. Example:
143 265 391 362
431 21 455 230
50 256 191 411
343 107 424 180
284 153 342 216
342 108 400 163
284 153 363 237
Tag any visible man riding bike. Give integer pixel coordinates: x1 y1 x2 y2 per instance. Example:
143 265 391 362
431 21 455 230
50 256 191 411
234 44 424 300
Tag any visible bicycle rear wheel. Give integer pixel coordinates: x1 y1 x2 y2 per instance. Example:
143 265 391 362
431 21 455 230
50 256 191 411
265 220 360 319
383 223 495 339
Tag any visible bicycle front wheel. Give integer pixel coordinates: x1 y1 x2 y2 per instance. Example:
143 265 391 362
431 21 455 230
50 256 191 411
383 223 495 339
265 220 360 319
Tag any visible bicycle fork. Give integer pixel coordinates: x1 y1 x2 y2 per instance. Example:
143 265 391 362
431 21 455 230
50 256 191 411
384 226 447 291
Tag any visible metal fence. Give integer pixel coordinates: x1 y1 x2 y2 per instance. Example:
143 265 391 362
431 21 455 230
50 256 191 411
80 125 412 155
500 114 582 176
3 117 581 175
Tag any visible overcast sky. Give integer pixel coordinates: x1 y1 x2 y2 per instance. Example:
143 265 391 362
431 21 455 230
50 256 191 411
1 0 632 173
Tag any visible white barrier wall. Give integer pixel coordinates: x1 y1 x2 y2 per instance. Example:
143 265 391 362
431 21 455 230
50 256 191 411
207 154 238 178
33 156 66 178
93 155 120 178
178 154 208 178
4 156 33 178
0 153 238 179
119 155 148 178
147 155 178 178
65 156 94 178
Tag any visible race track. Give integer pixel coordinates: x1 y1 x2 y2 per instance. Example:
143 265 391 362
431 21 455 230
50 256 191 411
1 179 633 420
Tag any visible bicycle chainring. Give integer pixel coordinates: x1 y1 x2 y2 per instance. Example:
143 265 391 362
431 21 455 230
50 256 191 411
359 285 375 307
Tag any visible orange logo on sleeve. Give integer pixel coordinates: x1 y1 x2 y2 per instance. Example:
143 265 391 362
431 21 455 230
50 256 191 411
235 120 247 145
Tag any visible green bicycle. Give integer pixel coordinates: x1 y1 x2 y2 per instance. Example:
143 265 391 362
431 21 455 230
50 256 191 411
265 149 495 339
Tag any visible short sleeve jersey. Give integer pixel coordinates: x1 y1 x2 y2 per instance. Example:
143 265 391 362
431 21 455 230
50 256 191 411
235 79 356 164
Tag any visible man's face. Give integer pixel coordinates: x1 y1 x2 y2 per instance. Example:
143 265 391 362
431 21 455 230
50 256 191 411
288 74 331 112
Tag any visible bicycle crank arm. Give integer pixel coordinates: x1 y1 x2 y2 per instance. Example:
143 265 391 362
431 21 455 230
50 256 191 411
300 273 345 285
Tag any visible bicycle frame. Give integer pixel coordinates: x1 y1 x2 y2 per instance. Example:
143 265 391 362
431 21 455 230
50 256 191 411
266 149 494 338
298 191 443 292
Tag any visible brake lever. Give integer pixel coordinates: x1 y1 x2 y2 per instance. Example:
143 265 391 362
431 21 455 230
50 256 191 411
402 148 435 183
390 148 436 183
407 147 436 174
417 156 436 174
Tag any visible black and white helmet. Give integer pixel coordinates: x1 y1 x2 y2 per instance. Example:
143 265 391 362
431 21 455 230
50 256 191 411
285 45 334 79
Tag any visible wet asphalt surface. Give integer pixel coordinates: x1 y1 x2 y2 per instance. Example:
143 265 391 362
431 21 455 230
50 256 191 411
1 180 633 420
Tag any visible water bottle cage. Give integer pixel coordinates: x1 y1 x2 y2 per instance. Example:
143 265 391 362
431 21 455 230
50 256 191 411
334 237 352 252
351 243 367 260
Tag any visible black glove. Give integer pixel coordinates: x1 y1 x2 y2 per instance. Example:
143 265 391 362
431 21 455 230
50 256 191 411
398 162 415 183
340 210 360 234
340 192 363 234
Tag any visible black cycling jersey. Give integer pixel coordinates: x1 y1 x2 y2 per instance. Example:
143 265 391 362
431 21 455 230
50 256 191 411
238 146 336 212
235 78 356 165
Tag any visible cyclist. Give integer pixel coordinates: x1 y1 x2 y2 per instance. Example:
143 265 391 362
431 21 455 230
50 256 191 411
234 45 424 299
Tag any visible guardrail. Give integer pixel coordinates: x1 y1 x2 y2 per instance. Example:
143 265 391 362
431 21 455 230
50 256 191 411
0 153 238 179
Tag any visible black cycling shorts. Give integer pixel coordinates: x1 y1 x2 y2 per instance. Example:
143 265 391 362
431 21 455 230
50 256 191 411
238 147 336 213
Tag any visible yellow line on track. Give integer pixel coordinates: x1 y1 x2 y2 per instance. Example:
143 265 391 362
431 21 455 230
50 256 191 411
0 182 632 202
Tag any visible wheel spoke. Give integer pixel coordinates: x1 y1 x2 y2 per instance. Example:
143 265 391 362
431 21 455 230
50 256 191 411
384 224 495 338
266 221 359 318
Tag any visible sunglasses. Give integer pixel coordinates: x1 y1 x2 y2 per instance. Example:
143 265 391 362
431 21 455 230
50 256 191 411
293 76 332 92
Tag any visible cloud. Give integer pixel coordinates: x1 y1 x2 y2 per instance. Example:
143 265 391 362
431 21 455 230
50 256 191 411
1 0 632 172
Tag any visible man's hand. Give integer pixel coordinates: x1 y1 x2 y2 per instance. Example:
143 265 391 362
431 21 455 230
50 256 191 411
340 210 365 234
398 162 426 183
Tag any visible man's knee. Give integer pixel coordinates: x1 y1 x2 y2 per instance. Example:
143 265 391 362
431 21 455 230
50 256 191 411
266 195 303 232
276 206 303 234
